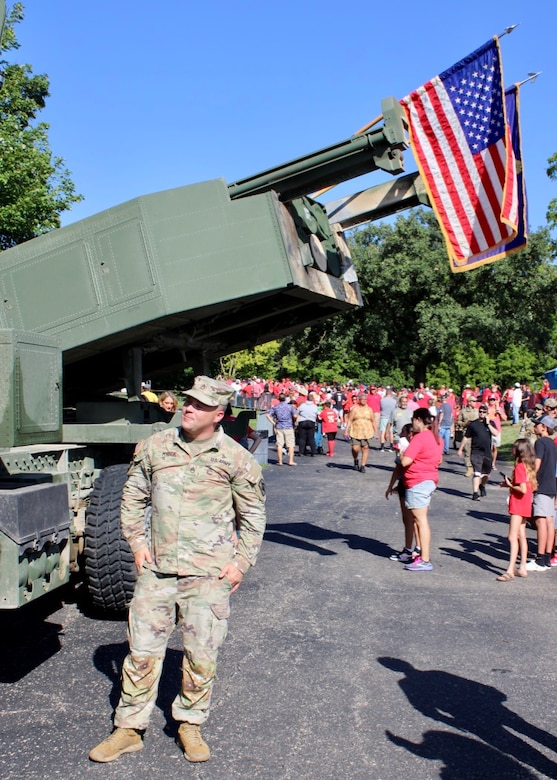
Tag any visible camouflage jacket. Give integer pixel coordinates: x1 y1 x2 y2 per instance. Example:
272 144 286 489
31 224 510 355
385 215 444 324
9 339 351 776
456 407 479 430
121 426 266 577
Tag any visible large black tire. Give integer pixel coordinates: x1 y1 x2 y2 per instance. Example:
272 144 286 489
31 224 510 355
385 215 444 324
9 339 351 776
83 464 136 613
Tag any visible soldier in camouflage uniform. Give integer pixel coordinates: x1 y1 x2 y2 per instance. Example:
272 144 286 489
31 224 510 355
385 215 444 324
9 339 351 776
456 395 479 477
90 376 266 765
520 402 542 445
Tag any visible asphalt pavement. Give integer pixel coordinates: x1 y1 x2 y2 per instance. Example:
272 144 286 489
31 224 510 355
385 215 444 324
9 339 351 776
2 435 557 779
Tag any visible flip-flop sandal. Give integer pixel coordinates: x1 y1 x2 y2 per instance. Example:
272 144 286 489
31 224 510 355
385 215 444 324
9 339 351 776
496 572 515 582
515 571 528 578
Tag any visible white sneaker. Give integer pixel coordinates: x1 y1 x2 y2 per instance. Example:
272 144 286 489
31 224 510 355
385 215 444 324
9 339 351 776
525 560 549 572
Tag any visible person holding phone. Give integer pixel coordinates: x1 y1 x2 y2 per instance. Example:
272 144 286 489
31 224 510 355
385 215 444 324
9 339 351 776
496 439 536 581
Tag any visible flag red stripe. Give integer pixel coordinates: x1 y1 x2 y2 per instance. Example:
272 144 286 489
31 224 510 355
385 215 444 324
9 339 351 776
408 114 466 256
415 85 496 254
413 84 509 254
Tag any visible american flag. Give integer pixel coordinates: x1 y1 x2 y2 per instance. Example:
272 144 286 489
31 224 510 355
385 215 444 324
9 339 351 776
450 85 528 272
400 38 519 269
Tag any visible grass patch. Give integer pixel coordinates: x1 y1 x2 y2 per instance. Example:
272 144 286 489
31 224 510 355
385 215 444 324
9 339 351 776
498 422 524 464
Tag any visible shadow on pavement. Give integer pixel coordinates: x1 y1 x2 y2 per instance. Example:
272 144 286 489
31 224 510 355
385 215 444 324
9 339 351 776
0 589 67 682
439 534 509 572
379 656 557 779
264 521 392 558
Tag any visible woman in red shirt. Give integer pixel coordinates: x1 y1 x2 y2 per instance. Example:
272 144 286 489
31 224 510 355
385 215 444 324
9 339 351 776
400 408 443 572
496 439 536 581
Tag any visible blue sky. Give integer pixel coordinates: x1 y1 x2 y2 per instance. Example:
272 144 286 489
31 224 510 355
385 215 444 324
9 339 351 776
12 0 555 234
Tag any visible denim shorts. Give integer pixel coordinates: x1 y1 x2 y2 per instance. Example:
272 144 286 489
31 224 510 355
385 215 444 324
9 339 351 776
405 480 436 510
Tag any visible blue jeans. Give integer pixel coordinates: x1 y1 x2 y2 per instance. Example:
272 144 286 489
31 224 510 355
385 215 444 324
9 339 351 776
440 426 451 453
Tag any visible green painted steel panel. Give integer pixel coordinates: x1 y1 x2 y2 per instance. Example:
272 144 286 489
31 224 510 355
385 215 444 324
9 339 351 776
0 330 62 448
0 178 361 381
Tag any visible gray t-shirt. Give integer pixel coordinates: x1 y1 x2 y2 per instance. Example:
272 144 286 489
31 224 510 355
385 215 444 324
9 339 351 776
380 395 397 419
297 401 319 423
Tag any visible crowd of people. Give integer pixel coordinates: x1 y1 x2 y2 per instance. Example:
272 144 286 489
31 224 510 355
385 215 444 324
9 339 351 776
233 375 557 580
227 376 551 421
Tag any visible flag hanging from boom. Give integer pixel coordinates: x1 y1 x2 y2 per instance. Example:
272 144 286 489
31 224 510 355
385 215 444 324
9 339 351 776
400 38 521 271
449 84 528 271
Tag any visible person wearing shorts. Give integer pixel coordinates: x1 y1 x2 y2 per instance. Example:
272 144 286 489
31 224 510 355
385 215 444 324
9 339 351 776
526 414 557 571
345 393 375 472
458 405 497 501
400 408 443 572
266 394 297 466
318 401 339 457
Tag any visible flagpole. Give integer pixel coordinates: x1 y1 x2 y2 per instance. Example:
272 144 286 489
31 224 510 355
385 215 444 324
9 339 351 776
497 23 519 39
516 71 542 86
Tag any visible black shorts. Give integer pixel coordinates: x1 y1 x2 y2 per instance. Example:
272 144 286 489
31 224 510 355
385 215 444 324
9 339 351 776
470 452 492 475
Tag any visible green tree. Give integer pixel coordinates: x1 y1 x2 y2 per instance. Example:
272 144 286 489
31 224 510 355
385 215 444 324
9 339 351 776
548 151 557 256
284 209 557 388
495 345 538 390
219 340 282 379
0 3 82 249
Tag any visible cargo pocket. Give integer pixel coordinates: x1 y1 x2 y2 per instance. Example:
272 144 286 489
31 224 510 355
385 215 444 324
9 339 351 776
210 597 230 621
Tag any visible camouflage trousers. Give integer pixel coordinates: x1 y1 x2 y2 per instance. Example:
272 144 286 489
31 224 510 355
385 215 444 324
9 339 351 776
461 438 472 469
114 568 231 730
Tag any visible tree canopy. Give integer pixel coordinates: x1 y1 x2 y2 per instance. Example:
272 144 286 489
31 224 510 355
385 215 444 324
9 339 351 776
548 150 557 255
0 3 82 249
219 209 557 390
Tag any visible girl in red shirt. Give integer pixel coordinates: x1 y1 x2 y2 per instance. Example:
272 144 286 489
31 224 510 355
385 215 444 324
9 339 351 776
497 439 536 581
318 402 340 456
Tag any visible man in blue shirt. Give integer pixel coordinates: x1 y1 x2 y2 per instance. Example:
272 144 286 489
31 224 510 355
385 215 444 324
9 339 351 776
267 394 298 466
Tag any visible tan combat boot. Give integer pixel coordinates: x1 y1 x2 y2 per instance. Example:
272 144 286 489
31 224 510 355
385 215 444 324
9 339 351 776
89 727 144 762
177 722 210 762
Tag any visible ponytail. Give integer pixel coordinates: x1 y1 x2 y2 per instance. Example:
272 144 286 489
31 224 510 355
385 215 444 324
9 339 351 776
412 407 440 444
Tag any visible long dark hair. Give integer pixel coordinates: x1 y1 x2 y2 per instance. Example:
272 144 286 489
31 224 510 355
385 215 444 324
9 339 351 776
412 407 440 444
512 438 537 491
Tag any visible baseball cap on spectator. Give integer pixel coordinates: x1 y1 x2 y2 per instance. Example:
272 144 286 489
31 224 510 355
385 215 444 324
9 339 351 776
479 404 488 412
543 398 557 409
534 403 544 411
532 414 557 430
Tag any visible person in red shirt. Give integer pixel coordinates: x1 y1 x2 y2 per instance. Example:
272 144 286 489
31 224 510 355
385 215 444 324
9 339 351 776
400 408 443 572
366 386 382 442
461 385 473 405
318 401 340 456
540 378 551 402
487 394 506 469
241 381 255 409
496 439 536 581
415 393 429 409
342 391 357 420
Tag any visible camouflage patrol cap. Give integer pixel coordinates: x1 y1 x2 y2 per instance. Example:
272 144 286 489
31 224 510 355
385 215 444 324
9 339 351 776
543 397 557 409
184 375 233 407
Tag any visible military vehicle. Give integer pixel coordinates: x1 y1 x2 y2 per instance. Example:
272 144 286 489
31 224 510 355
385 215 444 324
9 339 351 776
0 3 429 610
